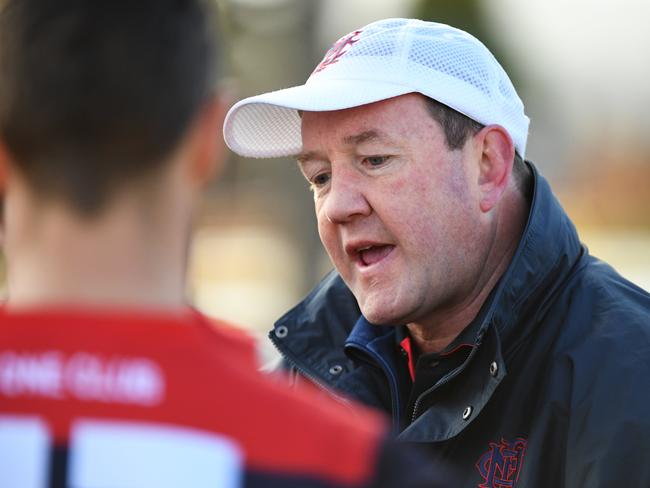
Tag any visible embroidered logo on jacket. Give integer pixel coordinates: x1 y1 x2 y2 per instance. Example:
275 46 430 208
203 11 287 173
475 437 527 488
312 30 362 74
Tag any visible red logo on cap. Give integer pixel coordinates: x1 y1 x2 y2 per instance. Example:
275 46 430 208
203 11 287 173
312 30 362 74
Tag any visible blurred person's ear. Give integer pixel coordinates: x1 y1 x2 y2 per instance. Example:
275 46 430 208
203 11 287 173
0 140 10 248
0 139 10 195
474 124 515 213
182 94 229 189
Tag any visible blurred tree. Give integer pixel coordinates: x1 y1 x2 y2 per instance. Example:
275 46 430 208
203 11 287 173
206 0 326 291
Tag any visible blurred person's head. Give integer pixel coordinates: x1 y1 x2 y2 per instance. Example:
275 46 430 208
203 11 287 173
224 18 531 346
0 0 225 308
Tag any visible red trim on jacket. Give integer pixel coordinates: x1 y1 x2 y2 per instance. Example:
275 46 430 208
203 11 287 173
400 336 416 382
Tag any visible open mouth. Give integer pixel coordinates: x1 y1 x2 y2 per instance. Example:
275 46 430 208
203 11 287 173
356 245 394 267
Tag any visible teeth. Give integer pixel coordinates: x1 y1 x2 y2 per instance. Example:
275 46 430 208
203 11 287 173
357 246 373 252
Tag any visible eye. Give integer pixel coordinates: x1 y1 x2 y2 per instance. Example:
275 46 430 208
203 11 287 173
310 172 331 189
362 156 390 167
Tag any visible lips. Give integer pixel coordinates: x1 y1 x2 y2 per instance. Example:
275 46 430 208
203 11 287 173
358 245 393 266
355 244 394 267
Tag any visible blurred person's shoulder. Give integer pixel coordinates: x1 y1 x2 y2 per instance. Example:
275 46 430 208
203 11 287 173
196 310 387 485
196 310 447 487
0 307 446 486
191 311 260 368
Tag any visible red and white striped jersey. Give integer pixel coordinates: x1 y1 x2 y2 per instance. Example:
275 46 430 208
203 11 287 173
0 307 395 487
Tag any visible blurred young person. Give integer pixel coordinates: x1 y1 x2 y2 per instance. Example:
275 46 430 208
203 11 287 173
0 3 441 487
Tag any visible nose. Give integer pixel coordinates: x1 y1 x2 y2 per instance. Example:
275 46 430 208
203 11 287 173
321 169 371 224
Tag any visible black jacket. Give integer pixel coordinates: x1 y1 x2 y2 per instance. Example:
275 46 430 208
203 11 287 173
270 165 650 487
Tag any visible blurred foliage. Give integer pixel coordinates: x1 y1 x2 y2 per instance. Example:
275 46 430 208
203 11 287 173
413 0 489 42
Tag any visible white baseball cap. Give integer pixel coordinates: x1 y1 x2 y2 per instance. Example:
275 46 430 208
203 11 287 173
223 18 529 158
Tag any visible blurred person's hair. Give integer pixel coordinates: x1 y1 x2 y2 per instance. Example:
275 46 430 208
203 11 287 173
0 0 218 216
425 97 531 198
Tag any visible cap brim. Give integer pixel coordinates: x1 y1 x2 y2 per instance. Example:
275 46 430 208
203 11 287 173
223 79 415 158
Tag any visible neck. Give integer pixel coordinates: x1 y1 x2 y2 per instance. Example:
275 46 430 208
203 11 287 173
4 189 192 311
407 189 529 355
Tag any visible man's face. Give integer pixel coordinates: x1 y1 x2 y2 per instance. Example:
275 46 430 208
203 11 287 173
298 93 490 328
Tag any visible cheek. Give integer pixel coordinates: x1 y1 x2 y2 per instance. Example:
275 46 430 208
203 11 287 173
388 188 467 260
316 213 341 260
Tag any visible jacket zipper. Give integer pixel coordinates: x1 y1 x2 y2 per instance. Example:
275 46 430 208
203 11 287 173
410 345 480 424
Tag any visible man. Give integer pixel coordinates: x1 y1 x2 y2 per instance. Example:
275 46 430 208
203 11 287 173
0 4 441 487
224 18 650 486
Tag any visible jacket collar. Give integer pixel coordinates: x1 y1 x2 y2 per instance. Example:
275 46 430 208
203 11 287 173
482 163 583 350
270 269 358 388
271 163 584 396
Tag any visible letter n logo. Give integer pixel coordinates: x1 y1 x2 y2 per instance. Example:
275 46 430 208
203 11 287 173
475 437 527 488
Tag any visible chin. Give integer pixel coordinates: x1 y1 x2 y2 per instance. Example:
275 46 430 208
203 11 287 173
353 285 398 323
359 303 403 327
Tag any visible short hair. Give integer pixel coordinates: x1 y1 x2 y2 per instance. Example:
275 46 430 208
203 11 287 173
0 0 218 215
424 97 532 198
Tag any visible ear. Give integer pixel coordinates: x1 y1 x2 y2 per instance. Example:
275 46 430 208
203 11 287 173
475 125 515 213
184 94 229 188
0 140 11 248
0 138 10 195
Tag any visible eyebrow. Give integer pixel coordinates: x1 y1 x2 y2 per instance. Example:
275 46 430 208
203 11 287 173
342 130 384 146
296 129 393 164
